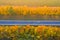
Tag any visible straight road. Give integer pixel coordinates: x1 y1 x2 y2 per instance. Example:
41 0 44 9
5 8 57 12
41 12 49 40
0 20 60 25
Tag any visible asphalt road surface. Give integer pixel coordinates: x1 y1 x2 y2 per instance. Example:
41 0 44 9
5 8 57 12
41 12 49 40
0 20 60 25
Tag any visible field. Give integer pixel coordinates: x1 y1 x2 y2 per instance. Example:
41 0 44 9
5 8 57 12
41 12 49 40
0 25 60 40
0 6 60 20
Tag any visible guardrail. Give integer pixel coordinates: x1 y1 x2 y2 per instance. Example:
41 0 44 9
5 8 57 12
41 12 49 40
0 20 60 25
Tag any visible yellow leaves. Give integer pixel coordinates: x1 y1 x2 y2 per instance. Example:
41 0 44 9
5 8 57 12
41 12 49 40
31 35 35 37
9 25 18 31
0 6 60 16
35 25 47 33
0 25 60 40
36 36 40 38
0 27 4 31
0 25 60 31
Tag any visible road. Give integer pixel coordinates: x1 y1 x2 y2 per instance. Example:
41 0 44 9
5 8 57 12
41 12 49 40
0 20 60 25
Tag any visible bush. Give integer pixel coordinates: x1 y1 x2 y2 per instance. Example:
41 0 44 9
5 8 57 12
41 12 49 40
0 25 60 40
